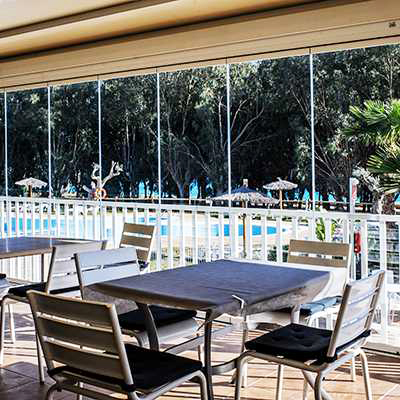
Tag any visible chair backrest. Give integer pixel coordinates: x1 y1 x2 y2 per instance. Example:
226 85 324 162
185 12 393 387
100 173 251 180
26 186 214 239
45 240 107 294
287 239 351 269
27 291 134 388
75 247 140 289
327 270 385 358
120 222 155 264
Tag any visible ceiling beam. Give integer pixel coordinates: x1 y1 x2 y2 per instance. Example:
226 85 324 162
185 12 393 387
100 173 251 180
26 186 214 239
0 0 178 39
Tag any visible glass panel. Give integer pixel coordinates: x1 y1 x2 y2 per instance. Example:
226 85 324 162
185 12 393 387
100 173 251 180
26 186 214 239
160 66 228 201
159 66 228 266
101 75 158 200
230 56 311 259
314 44 400 212
7 89 48 197
51 82 98 199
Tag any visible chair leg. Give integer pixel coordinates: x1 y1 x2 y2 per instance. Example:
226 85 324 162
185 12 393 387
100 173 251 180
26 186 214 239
302 377 308 400
359 350 372 400
197 332 203 362
276 364 284 400
198 372 208 400
350 357 357 382
314 374 323 400
231 321 249 386
35 334 45 384
45 384 59 400
234 356 248 400
7 304 15 344
0 298 6 365
240 322 249 388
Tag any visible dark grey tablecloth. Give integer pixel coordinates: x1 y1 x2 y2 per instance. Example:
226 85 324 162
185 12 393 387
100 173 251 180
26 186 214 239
91 260 330 319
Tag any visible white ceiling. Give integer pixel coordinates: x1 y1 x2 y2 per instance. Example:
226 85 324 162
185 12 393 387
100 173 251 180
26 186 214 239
0 0 323 58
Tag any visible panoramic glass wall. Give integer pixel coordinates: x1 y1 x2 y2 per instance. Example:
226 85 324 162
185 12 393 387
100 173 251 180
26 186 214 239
51 82 99 199
102 74 158 200
6 88 48 197
160 66 227 202
230 56 311 205
0 42 399 209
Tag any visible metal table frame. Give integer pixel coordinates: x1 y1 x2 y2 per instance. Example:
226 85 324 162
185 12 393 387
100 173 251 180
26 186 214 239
90 259 344 400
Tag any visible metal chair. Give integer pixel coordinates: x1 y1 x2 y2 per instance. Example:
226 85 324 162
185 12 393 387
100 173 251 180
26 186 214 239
255 239 351 326
0 240 106 381
28 290 208 400
120 223 155 270
236 240 351 387
75 247 199 348
235 270 385 400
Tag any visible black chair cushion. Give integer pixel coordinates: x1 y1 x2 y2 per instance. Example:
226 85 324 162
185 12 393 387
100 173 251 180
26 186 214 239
279 296 341 317
245 323 369 363
8 282 80 298
49 343 202 392
125 343 202 390
118 305 197 331
8 282 46 297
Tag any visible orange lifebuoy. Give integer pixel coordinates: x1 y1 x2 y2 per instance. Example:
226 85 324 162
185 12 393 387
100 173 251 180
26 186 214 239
95 188 107 200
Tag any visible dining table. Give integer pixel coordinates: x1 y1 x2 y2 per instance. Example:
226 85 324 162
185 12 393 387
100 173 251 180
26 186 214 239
90 259 347 400
0 236 101 284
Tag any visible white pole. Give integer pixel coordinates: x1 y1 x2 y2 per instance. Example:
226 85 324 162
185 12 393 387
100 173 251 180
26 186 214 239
157 72 162 204
309 52 316 212
156 72 162 270
47 86 52 199
4 92 7 197
98 80 102 184
98 79 104 239
226 63 232 205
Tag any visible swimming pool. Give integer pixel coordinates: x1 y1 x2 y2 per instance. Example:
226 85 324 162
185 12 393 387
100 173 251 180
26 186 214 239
5 216 280 238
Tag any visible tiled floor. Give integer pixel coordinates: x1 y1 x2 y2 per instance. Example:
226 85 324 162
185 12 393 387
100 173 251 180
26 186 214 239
1 303 400 399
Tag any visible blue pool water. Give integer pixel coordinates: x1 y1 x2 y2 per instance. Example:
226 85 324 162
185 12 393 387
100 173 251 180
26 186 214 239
5 216 279 238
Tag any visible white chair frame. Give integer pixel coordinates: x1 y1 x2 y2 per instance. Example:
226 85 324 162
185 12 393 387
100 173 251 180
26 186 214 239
28 290 208 400
0 240 106 381
235 271 385 400
75 247 199 349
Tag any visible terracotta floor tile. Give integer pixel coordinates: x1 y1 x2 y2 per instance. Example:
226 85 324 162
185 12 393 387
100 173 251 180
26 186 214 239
2 304 400 400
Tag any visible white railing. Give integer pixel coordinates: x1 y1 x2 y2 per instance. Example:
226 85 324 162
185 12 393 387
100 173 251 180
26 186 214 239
0 195 399 351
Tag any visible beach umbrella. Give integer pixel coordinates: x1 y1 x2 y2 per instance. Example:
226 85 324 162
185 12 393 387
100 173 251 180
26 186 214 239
16 177 47 197
213 179 278 257
263 177 298 209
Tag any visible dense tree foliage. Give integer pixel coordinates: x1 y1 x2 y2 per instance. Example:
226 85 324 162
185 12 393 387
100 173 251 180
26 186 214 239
0 44 399 202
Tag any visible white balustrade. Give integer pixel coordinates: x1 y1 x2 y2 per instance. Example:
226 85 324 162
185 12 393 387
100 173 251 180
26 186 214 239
0 195 399 349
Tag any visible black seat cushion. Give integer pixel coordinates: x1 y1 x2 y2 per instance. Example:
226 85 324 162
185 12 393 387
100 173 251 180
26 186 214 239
49 343 202 392
118 305 197 331
8 282 80 298
125 343 202 390
279 296 341 317
8 282 46 297
245 323 369 363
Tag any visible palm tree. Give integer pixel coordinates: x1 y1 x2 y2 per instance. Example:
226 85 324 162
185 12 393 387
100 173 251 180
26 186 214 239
344 99 400 213
368 144 400 193
344 99 400 146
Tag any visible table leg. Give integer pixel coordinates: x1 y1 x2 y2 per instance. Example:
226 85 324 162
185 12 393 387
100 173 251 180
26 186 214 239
136 303 159 350
204 312 214 400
